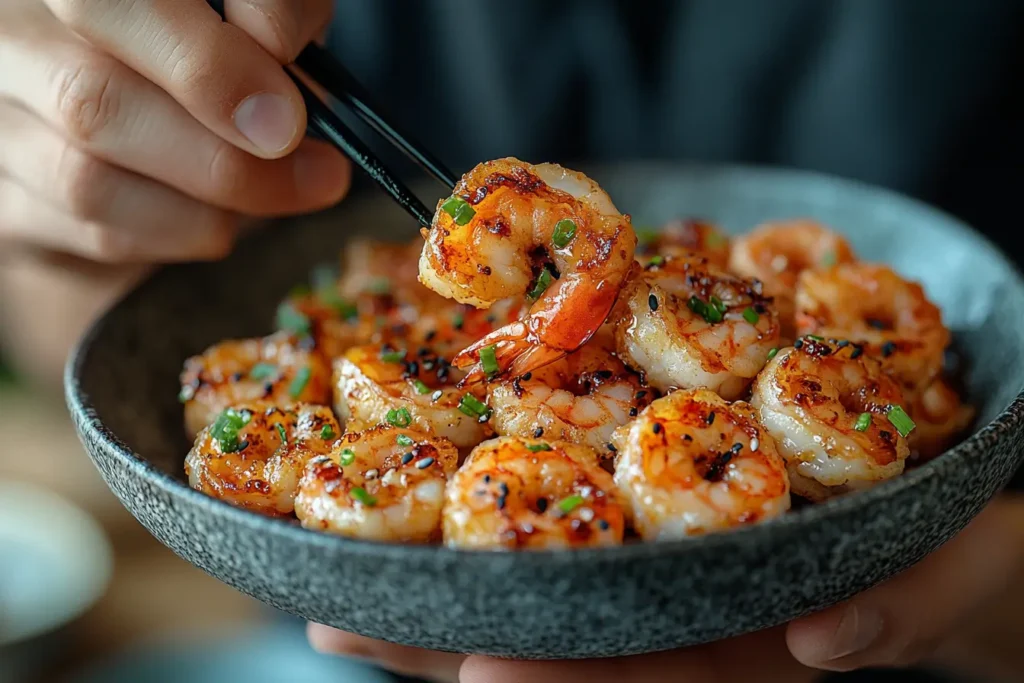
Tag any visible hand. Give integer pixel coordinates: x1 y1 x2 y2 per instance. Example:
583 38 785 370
0 0 349 263
308 495 1024 682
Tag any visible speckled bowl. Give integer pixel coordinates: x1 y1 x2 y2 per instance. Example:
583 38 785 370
65 164 1024 659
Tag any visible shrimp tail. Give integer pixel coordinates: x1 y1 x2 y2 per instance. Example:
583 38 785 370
454 321 569 383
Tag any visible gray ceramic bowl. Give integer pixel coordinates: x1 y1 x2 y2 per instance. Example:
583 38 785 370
65 164 1024 659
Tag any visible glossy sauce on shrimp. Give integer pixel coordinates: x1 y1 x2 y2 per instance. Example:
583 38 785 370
179 332 332 438
419 158 636 380
636 218 730 269
612 389 790 539
295 426 458 542
613 256 780 400
443 437 627 549
751 339 912 501
185 402 340 516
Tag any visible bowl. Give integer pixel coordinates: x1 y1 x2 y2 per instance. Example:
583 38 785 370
64 163 1024 659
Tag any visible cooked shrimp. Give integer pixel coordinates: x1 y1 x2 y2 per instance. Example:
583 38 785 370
418 157 636 381
906 377 974 461
488 333 653 456
612 256 781 400
611 388 789 539
750 339 912 501
295 426 458 542
729 220 856 338
179 332 332 438
333 343 493 451
184 402 340 516
443 437 627 549
795 263 949 397
636 218 730 269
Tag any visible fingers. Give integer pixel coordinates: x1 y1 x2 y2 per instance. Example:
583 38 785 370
306 624 465 683
459 628 815 683
42 0 306 158
787 495 1024 672
0 39 350 216
224 0 335 62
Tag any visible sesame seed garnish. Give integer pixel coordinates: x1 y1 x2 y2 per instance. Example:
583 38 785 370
707 411 716 425
635 390 647 400
431 390 443 401
881 341 897 357
606 442 617 452
499 482 509 495
652 422 663 434
416 457 434 469
365 468 379 480
750 437 760 452
533 427 544 438
850 346 863 359
629 407 638 417
837 340 850 348
483 474 491 483
731 443 744 454
578 507 595 523
496 495 507 510
536 497 548 513
401 452 414 465
683 434 693 441
648 293 659 311
794 339 804 349
598 519 610 530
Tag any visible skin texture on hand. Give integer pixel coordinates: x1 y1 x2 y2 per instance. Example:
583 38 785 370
0 0 348 263
307 494 1024 683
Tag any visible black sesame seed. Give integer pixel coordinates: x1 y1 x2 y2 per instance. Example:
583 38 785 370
707 411 716 425
635 390 647 400
407 361 419 376
237 440 250 451
533 427 544 438
598 519 610 530
536 498 548 513
683 434 693 441
496 496 507 510
606 443 617 452
401 452 414 464
499 482 509 495
648 293 659 311
418 347 431 356
794 339 804 349
881 341 897 357
629 407 638 417
522 372 533 381
837 340 850 348
483 475 491 483
850 346 864 359
425 330 437 342
262 382 275 395
652 422 663 434
731 442 744 453
231 372 244 382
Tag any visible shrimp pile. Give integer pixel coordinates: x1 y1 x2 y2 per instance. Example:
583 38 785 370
179 159 972 548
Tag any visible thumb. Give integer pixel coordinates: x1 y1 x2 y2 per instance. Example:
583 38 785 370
786 495 1024 672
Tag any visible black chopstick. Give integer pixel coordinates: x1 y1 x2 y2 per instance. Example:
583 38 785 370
295 45 458 190
288 69 435 227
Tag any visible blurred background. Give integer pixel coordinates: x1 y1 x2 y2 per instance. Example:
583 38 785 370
1 0 1023 681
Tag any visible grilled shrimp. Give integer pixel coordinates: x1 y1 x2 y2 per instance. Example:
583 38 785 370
729 220 856 338
488 333 653 456
184 402 340 516
795 263 949 397
612 256 781 400
333 343 493 451
906 377 974 461
295 425 458 542
443 437 627 549
179 332 332 438
611 389 789 539
750 339 912 501
636 218 730 269
419 158 636 381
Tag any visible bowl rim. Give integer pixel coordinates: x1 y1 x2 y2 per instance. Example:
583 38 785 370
65 162 1024 564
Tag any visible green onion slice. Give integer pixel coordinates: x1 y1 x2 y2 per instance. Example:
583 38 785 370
557 494 584 514
742 307 759 324
886 405 916 437
412 379 431 395
854 412 872 432
340 448 355 466
350 487 377 507
552 219 577 248
249 363 278 380
526 443 551 452
527 267 554 301
440 196 476 226
321 424 335 440
380 348 406 363
210 408 251 453
766 348 779 361
480 345 499 378
288 366 311 398
386 407 412 427
397 434 415 447
458 394 490 418
275 302 311 336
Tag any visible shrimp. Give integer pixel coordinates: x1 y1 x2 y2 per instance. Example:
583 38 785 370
611 388 790 539
294 425 458 542
418 157 636 381
442 437 627 549
636 218 730 269
729 220 856 338
794 263 950 397
184 402 340 516
333 343 493 452
612 256 781 400
750 339 912 501
906 377 974 462
179 332 332 438
488 332 654 457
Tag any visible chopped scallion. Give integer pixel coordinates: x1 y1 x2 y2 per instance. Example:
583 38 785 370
458 394 490 418
527 267 554 301
275 302 311 336
412 379 431 395
386 407 412 428
351 487 377 507
275 423 288 446
886 405 916 437
340 448 355 466
397 434 415 447
380 348 406 363
249 363 277 380
766 348 779 361
321 424 335 440
210 408 251 454
854 412 872 432
526 443 551 452
480 345 499 378
552 219 578 248
557 494 584 514
648 255 665 266
742 307 759 324
441 196 476 226
288 366 311 398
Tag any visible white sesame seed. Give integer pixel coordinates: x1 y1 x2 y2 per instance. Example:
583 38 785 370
578 507 595 523
381 469 399 487
750 437 759 452
365 469 379 480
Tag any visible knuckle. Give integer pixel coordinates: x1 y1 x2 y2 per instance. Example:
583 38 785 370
166 37 229 100
81 222 132 263
205 142 252 202
55 145 108 220
47 0 106 29
53 55 121 144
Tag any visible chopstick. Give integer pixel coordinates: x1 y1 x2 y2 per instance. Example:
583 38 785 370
206 0 455 227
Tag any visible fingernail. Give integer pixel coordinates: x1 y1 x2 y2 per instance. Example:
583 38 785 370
293 144 349 204
828 605 884 661
234 92 298 154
